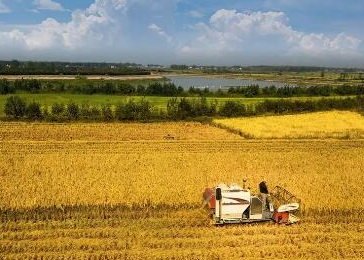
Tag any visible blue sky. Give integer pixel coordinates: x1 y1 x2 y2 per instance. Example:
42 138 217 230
0 0 363 67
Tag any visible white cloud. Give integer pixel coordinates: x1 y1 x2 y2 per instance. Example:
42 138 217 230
296 33 361 55
188 10 204 18
0 0 10 13
148 23 172 42
33 0 65 11
0 0 128 52
180 9 362 59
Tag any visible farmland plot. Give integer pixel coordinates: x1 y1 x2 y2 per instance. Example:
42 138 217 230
1 122 364 259
214 111 364 139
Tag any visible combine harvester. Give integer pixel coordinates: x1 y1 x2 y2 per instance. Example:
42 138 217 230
203 181 301 225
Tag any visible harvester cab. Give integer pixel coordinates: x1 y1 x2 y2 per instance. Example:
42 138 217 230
203 182 301 225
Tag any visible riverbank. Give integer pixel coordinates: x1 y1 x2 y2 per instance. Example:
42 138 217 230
0 74 164 81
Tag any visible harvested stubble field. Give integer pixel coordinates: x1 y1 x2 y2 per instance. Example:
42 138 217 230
1 121 364 259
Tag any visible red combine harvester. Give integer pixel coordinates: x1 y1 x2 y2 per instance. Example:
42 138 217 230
203 182 301 225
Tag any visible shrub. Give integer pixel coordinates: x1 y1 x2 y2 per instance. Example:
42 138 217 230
138 100 153 120
51 103 65 117
79 104 92 120
66 102 79 120
101 104 114 121
115 99 152 121
4 96 27 119
167 98 179 119
25 102 43 120
115 101 133 120
177 98 193 119
118 83 135 95
49 103 66 121
90 106 102 121
219 101 246 117
166 98 217 119
104 82 117 95
42 105 50 119
26 79 41 93
79 103 102 121
192 97 217 116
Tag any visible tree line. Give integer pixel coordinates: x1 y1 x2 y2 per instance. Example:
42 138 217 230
227 84 364 97
0 60 149 75
4 95 364 122
171 64 363 73
0 79 185 96
1 78 364 97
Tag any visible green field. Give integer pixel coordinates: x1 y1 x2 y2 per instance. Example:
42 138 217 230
0 94 258 115
0 93 355 116
176 71 364 87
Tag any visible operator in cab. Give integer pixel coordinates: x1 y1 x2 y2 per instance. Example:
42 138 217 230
259 180 269 210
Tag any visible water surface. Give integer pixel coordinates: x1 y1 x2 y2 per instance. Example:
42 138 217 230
165 75 291 91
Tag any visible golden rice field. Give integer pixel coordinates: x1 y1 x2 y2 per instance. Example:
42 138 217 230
0 122 240 141
1 121 364 259
214 111 364 139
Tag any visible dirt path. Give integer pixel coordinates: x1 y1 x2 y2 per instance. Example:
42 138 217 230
0 74 164 80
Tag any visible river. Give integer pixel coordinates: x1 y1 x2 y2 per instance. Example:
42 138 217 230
164 75 292 91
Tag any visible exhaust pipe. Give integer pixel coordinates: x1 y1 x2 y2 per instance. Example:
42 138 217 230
243 178 247 189
216 188 222 224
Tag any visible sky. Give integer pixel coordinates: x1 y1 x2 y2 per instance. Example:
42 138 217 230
0 0 363 67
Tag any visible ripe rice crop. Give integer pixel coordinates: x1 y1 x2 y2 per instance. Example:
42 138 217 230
1 122 364 259
214 111 364 139
0 122 241 141
1 139 363 211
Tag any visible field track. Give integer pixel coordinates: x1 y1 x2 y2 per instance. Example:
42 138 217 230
1 208 364 260
0 75 164 81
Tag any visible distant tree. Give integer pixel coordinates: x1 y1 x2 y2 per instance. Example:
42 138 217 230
26 79 41 93
262 85 277 96
118 83 135 95
244 85 260 97
13 79 24 90
0 79 14 94
170 64 188 70
104 82 116 95
136 85 146 95
339 73 348 81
